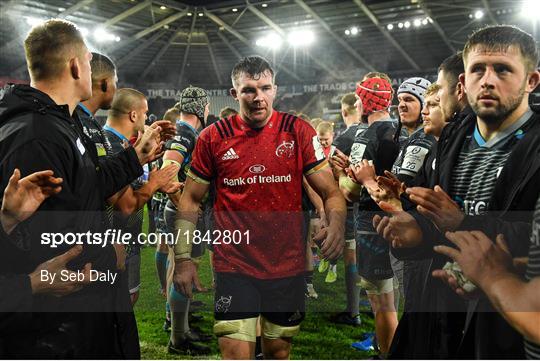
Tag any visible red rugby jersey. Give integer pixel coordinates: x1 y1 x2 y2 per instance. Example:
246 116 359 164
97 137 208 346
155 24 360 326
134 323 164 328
188 110 327 279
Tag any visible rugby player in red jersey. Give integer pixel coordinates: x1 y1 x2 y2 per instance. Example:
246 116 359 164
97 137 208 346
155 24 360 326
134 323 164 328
172 56 346 359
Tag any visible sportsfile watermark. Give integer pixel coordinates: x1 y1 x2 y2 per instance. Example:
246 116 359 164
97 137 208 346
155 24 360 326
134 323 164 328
40 229 251 248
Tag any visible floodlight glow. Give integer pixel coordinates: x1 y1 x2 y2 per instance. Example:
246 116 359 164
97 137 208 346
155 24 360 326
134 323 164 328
93 28 116 42
521 0 540 17
413 19 421 27
345 29 350 35
404 21 411 28
232 8 238 12
287 30 314 46
25 17 43 26
398 22 404 28
256 33 283 49
160 6 166 10
187 12 192 16
350 26 359 35
198 12 204 16
262 3 268 7
387 23 394 30
422 18 428 25
79 27 89 37
115 36 121 42
427 17 433 23
474 10 484 19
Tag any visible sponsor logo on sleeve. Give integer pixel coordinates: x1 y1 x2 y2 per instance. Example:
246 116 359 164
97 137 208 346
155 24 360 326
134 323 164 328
170 143 188 153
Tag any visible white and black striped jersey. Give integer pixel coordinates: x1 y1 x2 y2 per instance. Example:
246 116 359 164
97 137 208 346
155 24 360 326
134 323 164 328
449 110 534 216
392 126 435 183
525 195 540 359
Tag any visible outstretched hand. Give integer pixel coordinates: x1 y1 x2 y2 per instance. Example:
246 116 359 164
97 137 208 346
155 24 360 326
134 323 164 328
1 169 63 234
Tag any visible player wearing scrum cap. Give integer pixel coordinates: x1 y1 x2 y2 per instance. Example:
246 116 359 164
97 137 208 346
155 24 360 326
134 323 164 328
335 75 407 357
160 86 212 355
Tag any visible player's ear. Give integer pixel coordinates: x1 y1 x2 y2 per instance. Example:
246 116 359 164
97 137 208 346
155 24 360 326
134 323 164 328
230 88 238 101
70 57 80 80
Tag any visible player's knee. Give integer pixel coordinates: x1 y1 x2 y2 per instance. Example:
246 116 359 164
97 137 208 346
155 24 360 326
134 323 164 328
214 318 258 342
266 346 290 360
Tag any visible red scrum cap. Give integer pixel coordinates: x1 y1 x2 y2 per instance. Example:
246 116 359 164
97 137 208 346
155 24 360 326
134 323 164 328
355 77 393 115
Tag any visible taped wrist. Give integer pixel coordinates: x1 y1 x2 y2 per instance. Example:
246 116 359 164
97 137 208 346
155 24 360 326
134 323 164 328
173 218 196 260
161 159 181 183
339 176 363 196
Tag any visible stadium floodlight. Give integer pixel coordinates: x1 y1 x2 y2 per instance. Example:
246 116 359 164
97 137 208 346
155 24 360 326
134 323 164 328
413 19 421 27
256 33 283 50
345 29 351 35
404 21 411 28
387 23 394 30
187 12 192 16
287 29 314 46
262 3 268 7
115 36 121 42
160 6 166 10
94 28 116 42
198 12 204 16
398 22 404 28
79 27 89 37
521 0 540 18
474 10 484 19
232 8 238 12
350 26 359 35
25 17 43 26
422 18 428 25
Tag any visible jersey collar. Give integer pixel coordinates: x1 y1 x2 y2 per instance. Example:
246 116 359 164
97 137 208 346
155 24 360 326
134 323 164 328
177 119 199 134
103 124 130 142
77 102 93 117
473 108 533 148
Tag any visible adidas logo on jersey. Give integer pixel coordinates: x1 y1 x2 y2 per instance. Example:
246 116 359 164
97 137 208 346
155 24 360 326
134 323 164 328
222 147 239 160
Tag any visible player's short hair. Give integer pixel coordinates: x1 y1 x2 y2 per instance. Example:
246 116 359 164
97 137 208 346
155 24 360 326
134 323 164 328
163 107 181 123
219 106 238 118
24 19 86 81
341 93 357 114
425 83 442 98
316 121 334 134
231 56 275 87
463 25 539 72
90 52 116 83
438 52 464 93
109 88 146 118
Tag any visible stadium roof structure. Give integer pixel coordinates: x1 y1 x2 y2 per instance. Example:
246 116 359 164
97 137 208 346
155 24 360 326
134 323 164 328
0 0 537 88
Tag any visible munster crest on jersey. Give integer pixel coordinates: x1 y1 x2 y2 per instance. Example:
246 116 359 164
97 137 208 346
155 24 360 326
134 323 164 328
275 140 295 158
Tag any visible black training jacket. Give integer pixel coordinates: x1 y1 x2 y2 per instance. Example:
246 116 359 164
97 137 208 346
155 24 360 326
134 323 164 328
393 109 540 359
0 84 142 358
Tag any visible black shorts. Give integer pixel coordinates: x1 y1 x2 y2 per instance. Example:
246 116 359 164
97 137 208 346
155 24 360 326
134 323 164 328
214 272 306 327
356 233 394 280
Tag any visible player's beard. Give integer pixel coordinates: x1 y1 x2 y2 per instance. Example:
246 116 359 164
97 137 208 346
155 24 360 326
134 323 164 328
245 106 271 128
469 84 525 125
